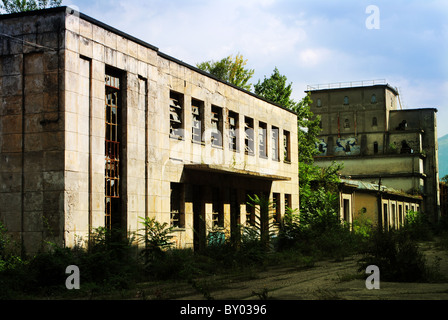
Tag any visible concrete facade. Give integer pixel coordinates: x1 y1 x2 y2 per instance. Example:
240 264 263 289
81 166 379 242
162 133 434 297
308 82 440 223
0 8 299 253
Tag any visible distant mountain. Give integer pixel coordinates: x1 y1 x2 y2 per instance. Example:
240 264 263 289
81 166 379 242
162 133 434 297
438 134 448 180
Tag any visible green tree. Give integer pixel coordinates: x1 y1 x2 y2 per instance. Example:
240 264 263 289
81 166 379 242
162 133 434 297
197 53 254 91
254 67 295 110
1 0 61 13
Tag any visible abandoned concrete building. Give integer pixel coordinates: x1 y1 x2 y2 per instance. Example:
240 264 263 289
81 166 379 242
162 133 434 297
0 7 299 253
308 81 440 228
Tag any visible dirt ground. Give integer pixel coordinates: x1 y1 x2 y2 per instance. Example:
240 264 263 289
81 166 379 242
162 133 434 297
135 240 448 300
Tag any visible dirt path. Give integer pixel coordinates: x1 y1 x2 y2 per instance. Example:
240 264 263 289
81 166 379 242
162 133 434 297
161 242 448 300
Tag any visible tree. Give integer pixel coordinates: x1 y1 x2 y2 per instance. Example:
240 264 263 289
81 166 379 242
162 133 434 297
253 67 321 164
197 53 254 91
1 0 61 13
254 67 295 110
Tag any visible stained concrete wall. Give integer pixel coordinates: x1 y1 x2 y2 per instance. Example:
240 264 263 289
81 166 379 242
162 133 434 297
0 10 65 253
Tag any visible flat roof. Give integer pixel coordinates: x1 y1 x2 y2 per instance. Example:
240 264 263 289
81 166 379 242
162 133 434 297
0 6 297 115
305 83 399 96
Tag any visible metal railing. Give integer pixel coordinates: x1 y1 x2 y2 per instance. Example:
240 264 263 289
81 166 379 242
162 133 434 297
307 79 387 91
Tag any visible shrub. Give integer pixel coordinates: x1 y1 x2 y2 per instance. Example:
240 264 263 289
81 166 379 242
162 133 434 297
358 229 429 282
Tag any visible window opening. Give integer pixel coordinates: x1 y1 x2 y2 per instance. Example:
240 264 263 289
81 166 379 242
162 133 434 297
105 71 122 229
284 194 291 213
211 105 223 147
170 183 183 228
373 141 379 154
272 126 279 161
371 94 377 104
344 118 350 128
273 193 281 224
244 117 254 155
169 91 184 139
212 188 224 228
191 98 204 143
343 96 349 105
228 111 238 151
283 130 291 162
372 117 378 127
259 122 267 157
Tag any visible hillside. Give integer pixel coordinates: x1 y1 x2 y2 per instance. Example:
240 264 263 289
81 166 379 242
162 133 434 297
439 134 448 179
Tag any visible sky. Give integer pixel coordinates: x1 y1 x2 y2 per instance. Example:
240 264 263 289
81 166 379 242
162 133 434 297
63 0 448 137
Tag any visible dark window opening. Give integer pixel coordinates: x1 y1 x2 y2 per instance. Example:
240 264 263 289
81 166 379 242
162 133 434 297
170 183 184 228
272 126 279 161
372 117 378 127
273 193 281 224
212 188 224 228
284 194 291 213
244 117 254 155
283 130 291 162
211 105 223 147
191 98 204 143
228 111 239 151
344 118 350 128
105 71 122 229
373 141 379 154
259 121 267 158
169 91 184 139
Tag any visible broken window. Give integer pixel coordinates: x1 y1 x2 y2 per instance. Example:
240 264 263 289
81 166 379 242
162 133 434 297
228 111 239 151
169 91 184 140
170 183 183 228
212 188 224 228
283 130 291 162
191 98 204 143
272 126 279 161
105 71 122 229
244 117 254 155
259 121 267 158
211 105 223 147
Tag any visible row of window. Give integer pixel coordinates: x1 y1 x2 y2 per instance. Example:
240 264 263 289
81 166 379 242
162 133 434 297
170 183 291 229
169 90 292 162
316 94 378 107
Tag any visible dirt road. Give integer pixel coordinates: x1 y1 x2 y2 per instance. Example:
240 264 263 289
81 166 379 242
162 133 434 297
162 242 448 300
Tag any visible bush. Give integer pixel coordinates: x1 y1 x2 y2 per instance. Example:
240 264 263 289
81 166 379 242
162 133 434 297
358 229 429 282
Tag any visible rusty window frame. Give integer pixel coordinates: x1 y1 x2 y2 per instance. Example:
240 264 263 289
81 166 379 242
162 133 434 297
105 73 121 229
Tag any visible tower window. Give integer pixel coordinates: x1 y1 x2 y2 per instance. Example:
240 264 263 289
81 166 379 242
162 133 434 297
372 117 378 127
373 141 379 154
371 94 377 104
343 96 349 105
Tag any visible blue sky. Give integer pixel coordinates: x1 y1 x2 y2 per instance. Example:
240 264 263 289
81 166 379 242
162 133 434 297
64 0 448 137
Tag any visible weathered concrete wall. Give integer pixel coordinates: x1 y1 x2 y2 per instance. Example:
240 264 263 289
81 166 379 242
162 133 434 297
0 8 299 252
0 10 66 253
